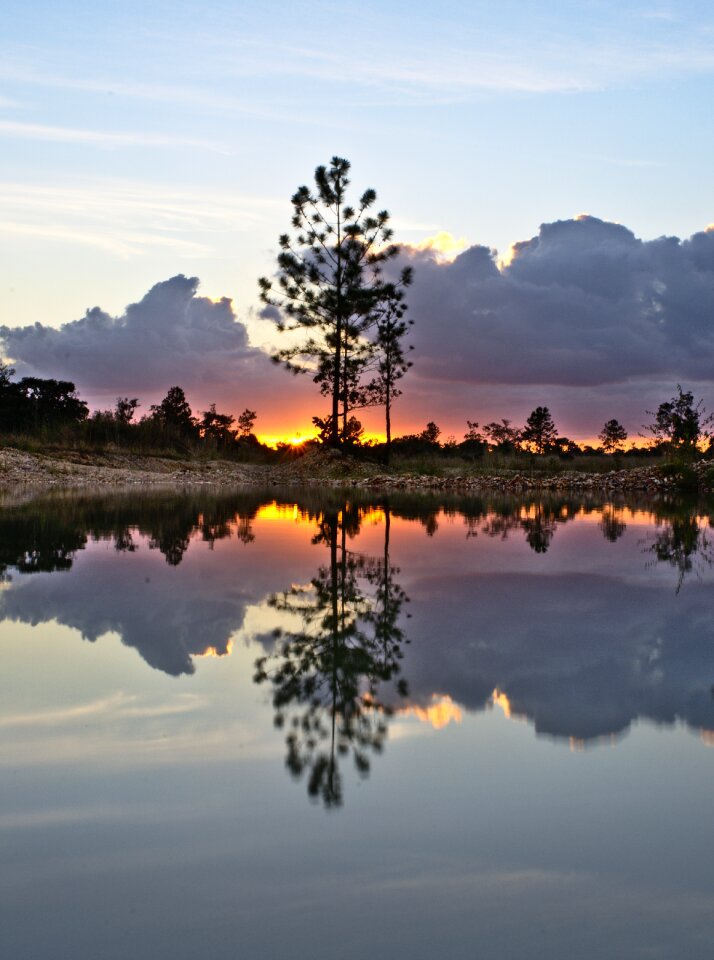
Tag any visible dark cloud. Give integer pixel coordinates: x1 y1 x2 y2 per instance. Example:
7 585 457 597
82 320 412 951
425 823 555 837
401 217 714 388
0 275 290 406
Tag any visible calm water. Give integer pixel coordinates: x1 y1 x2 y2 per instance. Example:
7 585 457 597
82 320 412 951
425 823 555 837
1 487 714 959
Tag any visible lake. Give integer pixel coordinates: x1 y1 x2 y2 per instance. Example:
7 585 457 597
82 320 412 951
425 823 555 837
1 487 713 959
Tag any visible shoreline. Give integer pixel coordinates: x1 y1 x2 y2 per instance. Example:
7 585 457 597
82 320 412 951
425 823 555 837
1 445 712 495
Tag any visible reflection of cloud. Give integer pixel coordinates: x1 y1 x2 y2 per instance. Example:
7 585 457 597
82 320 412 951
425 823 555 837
0 691 203 728
400 694 462 729
2 497 714 744
0 543 254 676
402 570 714 743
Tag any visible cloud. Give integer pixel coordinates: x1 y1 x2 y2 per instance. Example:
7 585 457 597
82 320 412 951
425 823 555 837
3 217 714 438
400 217 714 389
0 120 226 151
0 275 291 407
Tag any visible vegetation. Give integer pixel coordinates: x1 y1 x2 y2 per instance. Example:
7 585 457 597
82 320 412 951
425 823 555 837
1 356 713 486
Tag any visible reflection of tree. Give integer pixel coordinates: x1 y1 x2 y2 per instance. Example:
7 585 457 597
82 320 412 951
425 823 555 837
645 505 714 592
521 505 558 554
0 491 263 575
600 507 627 543
480 500 560 553
254 505 409 807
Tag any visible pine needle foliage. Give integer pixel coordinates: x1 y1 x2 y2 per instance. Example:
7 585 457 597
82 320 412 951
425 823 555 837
259 156 411 447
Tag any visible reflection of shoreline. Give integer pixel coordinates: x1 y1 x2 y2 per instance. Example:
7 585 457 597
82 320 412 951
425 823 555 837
1 489 714 761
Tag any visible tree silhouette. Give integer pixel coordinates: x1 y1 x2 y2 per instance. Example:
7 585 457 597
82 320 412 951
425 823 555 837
644 385 712 456
259 156 411 447
599 419 628 454
200 404 236 448
150 386 197 438
359 291 413 463
521 406 558 455
483 419 521 452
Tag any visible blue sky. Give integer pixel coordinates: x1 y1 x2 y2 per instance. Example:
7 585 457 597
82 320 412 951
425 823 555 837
1 1 713 438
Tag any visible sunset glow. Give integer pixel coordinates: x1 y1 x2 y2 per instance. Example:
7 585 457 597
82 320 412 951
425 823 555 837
401 695 463 730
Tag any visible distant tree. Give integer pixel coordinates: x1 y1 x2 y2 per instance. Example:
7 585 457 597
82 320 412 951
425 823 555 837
258 156 411 447
237 408 257 438
521 406 558 455
644 386 712 456
18 378 89 429
115 397 140 425
150 386 196 437
464 420 484 443
553 436 580 458
483 419 521 451
599 418 628 454
420 421 441 445
200 404 236 447
458 421 487 460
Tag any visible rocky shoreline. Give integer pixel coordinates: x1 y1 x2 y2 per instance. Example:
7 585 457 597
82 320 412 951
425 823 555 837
0 444 712 495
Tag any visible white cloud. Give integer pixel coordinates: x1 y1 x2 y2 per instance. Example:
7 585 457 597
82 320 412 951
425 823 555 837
0 120 227 152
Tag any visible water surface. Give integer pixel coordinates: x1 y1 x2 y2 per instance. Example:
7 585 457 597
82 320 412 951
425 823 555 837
1 488 713 959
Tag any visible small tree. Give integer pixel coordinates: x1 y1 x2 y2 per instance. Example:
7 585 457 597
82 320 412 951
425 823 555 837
115 397 140 425
150 386 196 438
599 418 628 454
420 421 441 445
359 292 413 464
237 408 257 438
483 419 521 451
464 421 483 443
200 403 236 447
644 385 712 457
521 406 558 455
259 156 411 447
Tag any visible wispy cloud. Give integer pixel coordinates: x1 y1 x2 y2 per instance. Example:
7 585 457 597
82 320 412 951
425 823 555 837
0 119 228 152
0 179 280 258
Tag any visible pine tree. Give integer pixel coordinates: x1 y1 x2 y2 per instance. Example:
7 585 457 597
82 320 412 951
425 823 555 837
259 157 411 447
521 406 558 455
599 418 628 454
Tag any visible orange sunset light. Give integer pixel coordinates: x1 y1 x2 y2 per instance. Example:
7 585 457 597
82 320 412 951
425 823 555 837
257 430 386 449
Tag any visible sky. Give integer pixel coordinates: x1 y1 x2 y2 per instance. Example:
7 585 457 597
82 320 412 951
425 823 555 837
1 0 713 442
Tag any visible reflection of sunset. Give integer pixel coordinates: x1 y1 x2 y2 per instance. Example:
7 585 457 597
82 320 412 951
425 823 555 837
491 689 528 723
256 502 308 523
700 729 714 747
401 695 463 729
197 639 234 659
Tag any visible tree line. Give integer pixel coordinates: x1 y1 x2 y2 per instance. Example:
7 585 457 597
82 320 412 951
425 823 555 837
386 386 712 461
0 364 273 456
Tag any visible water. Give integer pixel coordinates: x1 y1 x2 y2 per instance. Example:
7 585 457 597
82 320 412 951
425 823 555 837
1 487 713 959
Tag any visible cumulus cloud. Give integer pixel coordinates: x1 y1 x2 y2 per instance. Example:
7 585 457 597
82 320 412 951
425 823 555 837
3 219 714 436
401 216 714 388
0 275 300 416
